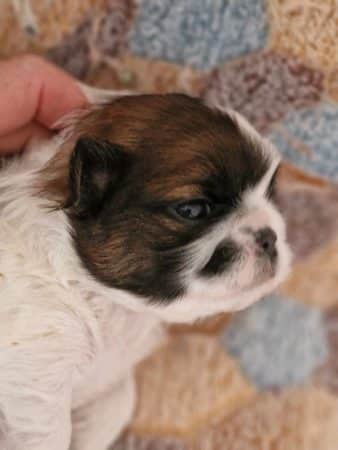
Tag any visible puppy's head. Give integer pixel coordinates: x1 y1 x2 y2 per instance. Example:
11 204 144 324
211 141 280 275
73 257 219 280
42 94 291 322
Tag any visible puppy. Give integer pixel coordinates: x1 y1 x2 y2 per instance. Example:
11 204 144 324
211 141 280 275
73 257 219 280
0 92 291 450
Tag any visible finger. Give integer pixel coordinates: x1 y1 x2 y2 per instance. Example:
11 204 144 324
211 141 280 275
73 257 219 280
0 54 87 136
0 122 51 154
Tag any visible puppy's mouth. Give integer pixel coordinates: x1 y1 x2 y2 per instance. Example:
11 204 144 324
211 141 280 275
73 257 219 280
255 251 278 282
199 233 279 282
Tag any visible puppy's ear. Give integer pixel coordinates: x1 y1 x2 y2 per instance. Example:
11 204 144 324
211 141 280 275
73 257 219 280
66 137 130 218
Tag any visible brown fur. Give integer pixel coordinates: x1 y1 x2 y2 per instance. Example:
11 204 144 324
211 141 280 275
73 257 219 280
39 95 261 204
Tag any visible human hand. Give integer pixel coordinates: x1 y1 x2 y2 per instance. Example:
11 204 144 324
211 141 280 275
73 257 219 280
0 54 87 155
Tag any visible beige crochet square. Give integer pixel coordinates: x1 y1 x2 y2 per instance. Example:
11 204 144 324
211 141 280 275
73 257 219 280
0 0 104 56
268 0 338 100
196 388 338 450
131 335 255 439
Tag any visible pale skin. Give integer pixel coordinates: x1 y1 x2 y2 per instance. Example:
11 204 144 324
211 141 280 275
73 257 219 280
0 54 87 154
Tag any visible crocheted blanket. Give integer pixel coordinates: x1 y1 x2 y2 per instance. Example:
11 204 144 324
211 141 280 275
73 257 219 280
1 1 338 448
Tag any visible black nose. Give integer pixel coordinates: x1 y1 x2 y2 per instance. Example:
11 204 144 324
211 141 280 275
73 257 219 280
255 227 277 259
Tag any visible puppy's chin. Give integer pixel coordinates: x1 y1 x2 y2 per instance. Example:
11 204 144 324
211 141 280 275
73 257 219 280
236 240 292 307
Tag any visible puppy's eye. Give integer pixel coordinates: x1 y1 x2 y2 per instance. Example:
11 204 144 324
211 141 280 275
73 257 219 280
174 200 212 221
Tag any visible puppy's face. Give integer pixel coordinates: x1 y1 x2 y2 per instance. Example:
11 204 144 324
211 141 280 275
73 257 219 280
44 94 291 322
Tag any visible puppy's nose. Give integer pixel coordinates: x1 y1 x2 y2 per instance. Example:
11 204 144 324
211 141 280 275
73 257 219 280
255 227 277 259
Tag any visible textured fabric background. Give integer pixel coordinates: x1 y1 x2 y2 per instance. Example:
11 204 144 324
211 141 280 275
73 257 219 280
1 1 338 449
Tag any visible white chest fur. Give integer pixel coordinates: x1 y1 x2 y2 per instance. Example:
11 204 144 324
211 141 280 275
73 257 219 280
71 299 164 409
